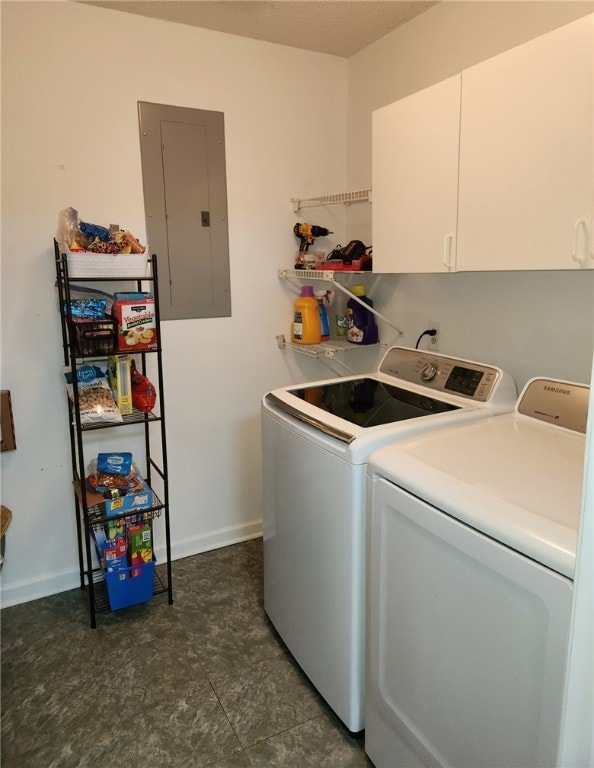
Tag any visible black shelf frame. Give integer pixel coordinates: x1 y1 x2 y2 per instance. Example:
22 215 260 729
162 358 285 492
54 240 173 628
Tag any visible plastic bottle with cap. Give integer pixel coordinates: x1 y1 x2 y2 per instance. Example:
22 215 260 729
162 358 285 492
291 285 322 344
334 292 349 337
346 285 379 345
315 289 330 342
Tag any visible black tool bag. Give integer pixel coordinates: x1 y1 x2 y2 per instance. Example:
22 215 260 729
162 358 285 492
327 240 368 263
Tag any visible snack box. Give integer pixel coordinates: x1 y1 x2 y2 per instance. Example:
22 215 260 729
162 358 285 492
60 244 150 278
107 518 126 540
84 473 155 518
107 356 133 415
113 294 158 352
93 529 127 572
128 522 153 577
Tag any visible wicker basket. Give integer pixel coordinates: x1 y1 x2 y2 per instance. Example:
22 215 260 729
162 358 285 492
0 506 12 538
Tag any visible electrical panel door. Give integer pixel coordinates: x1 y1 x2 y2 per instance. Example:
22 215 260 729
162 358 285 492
138 101 231 320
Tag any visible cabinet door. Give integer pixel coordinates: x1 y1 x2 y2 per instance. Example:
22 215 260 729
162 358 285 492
457 14 593 271
372 75 461 273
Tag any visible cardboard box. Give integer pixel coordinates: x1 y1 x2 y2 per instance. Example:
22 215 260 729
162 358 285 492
128 522 152 577
113 295 158 352
108 356 133 415
107 518 126 539
83 473 154 518
94 529 127 572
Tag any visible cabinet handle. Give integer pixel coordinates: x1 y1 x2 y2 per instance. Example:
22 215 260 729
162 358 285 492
442 234 454 271
571 219 589 264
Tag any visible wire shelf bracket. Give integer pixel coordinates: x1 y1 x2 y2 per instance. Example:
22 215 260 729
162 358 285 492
278 269 403 337
276 334 380 359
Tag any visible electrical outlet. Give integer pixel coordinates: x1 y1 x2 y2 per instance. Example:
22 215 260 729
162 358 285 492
428 321 441 351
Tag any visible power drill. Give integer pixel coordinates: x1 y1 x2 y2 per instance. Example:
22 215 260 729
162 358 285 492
294 223 333 253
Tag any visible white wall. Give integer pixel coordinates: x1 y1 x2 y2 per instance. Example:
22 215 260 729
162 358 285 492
346 0 594 390
0 0 348 605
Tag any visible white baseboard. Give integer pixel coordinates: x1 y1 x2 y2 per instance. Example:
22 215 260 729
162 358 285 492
0 566 83 609
168 518 263 562
0 518 263 609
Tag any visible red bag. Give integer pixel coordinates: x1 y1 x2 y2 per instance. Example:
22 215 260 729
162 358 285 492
130 360 157 413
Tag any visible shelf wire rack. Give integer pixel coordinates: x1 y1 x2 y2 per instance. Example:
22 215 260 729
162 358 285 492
291 189 372 213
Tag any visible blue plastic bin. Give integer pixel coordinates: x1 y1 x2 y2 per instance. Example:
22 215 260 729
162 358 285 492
103 559 155 611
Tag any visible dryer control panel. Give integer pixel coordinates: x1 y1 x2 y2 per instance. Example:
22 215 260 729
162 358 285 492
517 378 589 433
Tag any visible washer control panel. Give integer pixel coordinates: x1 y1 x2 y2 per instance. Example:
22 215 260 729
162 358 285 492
379 346 501 402
420 362 438 382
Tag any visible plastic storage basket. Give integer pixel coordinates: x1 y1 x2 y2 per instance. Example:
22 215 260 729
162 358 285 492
60 244 150 278
71 316 117 356
103 560 155 611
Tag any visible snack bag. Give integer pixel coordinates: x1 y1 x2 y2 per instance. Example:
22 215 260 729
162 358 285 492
130 360 157 413
97 452 133 476
95 452 134 493
63 364 123 425
56 207 86 251
87 457 139 495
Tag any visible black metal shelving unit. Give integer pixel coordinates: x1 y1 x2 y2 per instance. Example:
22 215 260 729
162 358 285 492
54 239 172 628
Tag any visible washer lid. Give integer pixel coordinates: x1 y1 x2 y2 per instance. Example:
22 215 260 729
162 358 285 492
263 347 517 447
286 378 460 432
369 413 586 578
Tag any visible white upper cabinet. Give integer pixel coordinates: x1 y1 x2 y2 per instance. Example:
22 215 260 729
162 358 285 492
372 75 461 273
372 13 593 273
457 13 593 271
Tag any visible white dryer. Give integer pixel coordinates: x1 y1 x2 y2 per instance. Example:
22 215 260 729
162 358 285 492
262 346 516 732
365 377 589 768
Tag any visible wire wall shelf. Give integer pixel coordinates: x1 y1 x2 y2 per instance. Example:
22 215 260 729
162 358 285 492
291 189 372 213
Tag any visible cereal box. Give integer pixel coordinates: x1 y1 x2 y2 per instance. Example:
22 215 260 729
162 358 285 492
108 355 133 415
113 294 158 352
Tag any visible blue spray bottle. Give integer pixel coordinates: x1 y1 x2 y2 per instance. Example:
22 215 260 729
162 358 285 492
315 289 331 341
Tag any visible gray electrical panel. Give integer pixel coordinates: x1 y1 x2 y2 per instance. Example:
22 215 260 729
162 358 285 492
138 102 231 320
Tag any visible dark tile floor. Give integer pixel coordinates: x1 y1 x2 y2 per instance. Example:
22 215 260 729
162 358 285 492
1 538 372 768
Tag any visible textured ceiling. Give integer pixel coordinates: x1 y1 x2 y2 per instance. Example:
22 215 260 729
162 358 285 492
80 1 439 57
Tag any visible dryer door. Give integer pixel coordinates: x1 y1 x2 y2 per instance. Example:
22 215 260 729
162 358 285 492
366 478 573 768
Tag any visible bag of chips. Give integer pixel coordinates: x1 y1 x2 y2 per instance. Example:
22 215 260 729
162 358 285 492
130 360 157 413
63 364 123 425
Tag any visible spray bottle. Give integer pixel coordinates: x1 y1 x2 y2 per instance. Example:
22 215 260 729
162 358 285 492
315 289 331 342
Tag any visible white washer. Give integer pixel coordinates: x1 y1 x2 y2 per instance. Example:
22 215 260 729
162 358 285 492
262 346 516 732
366 377 589 768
